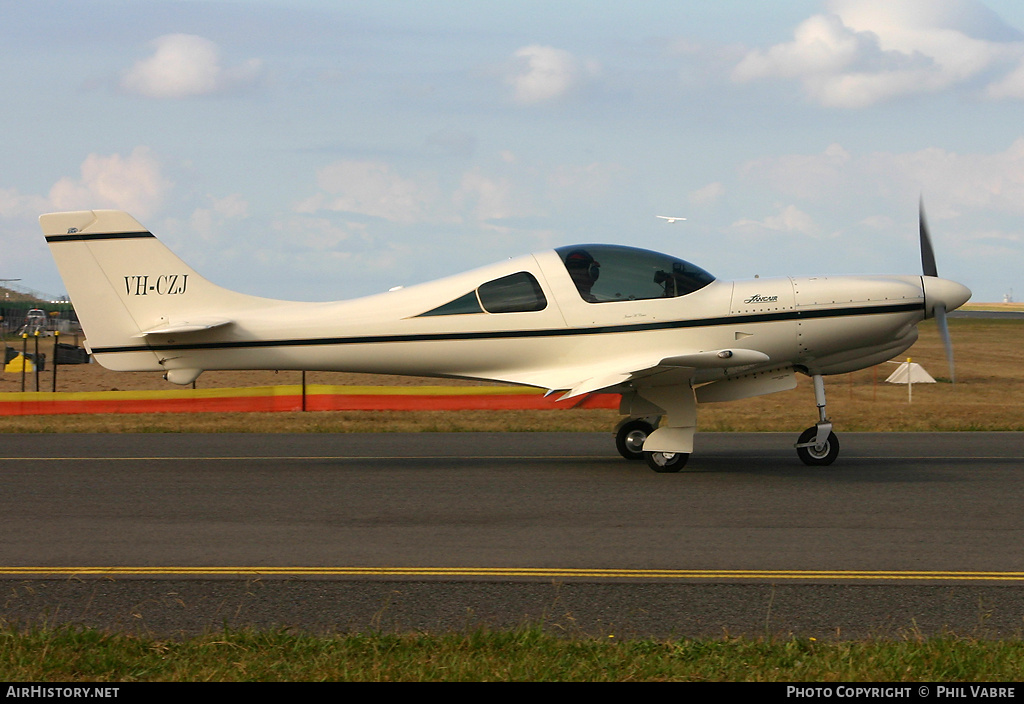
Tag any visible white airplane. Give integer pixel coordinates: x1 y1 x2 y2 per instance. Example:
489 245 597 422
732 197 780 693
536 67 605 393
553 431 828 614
40 206 970 472
657 216 687 223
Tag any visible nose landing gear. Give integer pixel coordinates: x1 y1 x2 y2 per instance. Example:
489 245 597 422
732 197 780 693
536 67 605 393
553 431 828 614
796 425 840 465
794 374 840 466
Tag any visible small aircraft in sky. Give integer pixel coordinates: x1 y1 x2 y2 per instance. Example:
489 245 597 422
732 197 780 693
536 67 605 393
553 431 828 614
41 206 970 472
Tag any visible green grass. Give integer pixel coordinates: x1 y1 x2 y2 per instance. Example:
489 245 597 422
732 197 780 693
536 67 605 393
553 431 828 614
2 625 1023 682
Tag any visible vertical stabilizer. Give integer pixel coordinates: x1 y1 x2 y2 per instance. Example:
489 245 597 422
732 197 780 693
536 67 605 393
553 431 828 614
40 210 265 372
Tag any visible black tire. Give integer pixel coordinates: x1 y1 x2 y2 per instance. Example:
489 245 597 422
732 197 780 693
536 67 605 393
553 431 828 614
796 426 840 466
615 419 655 461
644 451 690 473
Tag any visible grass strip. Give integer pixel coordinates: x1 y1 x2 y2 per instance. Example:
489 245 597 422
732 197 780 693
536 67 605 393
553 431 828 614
1 625 1023 682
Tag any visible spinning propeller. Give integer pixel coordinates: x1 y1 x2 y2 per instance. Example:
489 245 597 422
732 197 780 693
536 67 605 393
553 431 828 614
919 199 970 383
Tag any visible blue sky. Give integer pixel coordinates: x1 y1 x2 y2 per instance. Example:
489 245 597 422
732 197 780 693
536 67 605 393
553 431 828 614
3 0 1024 303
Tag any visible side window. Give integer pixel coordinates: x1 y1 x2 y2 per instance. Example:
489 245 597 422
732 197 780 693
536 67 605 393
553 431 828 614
477 272 547 313
417 292 483 317
415 272 547 317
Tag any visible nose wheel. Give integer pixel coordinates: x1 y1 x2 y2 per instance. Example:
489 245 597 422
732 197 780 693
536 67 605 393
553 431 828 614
794 374 840 466
795 425 840 465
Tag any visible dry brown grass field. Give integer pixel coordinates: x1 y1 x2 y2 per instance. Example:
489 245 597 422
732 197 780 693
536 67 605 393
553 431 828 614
0 316 1021 433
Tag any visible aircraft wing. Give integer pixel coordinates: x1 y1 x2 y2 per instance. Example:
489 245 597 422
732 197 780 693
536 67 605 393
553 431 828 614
493 348 770 400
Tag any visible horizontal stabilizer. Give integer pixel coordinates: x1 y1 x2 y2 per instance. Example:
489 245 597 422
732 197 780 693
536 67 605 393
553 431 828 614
137 318 234 337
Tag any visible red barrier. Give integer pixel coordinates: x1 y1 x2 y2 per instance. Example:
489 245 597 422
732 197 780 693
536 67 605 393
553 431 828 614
0 385 618 416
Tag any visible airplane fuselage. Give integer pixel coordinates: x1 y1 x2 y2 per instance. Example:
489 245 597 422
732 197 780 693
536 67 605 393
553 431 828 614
95 248 928 391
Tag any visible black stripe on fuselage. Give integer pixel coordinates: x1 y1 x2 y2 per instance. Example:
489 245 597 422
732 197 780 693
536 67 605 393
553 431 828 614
88 301 925 356
45 231 154 243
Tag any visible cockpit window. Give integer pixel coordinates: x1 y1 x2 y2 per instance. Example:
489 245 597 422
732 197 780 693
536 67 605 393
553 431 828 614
556 245 714 303
416 271 547 317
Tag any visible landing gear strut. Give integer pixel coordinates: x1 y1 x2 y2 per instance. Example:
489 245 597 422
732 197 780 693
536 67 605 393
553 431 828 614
617 386 697 473
615 417 691 472
794 374 840 466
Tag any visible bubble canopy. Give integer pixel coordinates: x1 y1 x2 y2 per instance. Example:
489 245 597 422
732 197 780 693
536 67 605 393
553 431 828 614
556 244 715 303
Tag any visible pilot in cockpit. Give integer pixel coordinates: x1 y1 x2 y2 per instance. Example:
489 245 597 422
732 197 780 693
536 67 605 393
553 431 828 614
564 249 601 302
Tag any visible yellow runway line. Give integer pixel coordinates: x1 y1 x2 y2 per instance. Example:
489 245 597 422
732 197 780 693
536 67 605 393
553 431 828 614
2 566 1023 582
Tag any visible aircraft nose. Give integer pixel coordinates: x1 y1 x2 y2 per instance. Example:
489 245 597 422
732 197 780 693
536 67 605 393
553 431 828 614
922 276 972 318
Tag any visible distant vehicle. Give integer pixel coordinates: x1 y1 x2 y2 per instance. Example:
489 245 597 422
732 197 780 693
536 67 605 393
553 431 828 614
41 207 969 471
19 308 49 336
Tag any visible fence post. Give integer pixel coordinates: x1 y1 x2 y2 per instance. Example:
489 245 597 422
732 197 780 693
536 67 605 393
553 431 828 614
34 330 40 391
52 330 59 392
20 333 27 392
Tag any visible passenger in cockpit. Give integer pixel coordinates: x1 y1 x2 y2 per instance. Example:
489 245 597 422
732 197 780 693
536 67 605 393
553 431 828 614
564 249 601 302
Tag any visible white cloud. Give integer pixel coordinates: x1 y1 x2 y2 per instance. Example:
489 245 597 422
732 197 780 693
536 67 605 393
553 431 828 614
296 160 445 225
740 143 852 200
273 215 371 252
740 139 1024 217
866 139 1024 214
545 162 622 206
733 204 822 237
297 155 625 232
0 188 48 219
454 169 521 223
48 147 172 218
189 194 250 240
689 182 726 206
732 0 1024 107
733 14 872 83
986 59 1024 98
121 34 263 99
505 45 599 104
424 128 478 159
208 193 250 219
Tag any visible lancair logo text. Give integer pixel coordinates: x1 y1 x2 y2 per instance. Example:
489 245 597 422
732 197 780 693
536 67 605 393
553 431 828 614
744 294 779 304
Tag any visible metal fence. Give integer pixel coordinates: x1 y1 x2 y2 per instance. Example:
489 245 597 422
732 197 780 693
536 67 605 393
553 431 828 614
0 302 80 337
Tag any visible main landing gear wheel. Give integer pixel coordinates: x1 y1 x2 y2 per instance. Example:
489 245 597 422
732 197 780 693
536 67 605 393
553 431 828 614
644 451 690 473
795 426 840 466
615 419 655 461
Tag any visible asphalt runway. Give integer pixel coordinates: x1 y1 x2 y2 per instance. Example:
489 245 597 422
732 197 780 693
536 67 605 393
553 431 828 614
950 310 1024 319
2 431 1024 638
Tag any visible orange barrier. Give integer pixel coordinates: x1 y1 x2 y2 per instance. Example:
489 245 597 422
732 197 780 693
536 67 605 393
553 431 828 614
0 385 618 416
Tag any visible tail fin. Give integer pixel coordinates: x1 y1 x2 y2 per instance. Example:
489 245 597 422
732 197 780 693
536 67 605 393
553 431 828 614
40 210 268 373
